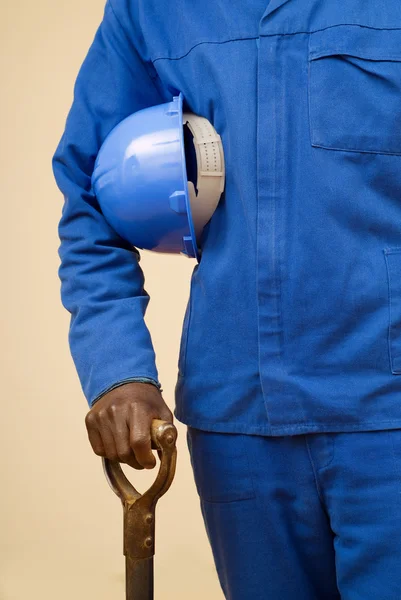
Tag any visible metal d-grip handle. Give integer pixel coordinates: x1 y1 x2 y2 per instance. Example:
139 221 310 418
102 419 178 560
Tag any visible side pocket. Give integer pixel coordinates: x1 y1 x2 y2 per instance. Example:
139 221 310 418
186 427 256 503
384 248 401 374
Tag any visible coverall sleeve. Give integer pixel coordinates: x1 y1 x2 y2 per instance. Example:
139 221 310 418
52 0 165 407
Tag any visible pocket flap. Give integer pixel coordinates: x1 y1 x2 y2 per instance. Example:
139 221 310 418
308 25 401 154
309 25 401 62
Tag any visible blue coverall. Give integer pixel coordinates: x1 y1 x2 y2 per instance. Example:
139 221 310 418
52 1 401 597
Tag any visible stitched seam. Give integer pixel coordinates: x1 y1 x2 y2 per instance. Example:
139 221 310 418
310 142 401 156
389 430 401 501
91 374 162 406
307 34 314 151
242 433 257 500
264 24 401 37
385 251 395 374
175 411 401 433
152 25 401 64
273 37 285 369
304 436 326 509
108 1 147 82
201 494 255 505
310 51 401 61
269 37 281 370
254 31 271 426
319 435 336 470
108 0 123 28
152 36 259 63
325 435 336 469
384 251 401 374
315 145 401 155
108 0 163 88
271 419 401 429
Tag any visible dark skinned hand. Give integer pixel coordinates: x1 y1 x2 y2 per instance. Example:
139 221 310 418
85 382 173 470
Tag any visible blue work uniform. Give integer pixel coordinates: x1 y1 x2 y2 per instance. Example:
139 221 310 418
52 1 401 597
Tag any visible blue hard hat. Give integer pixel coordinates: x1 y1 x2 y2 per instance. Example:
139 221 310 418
91 92 225 261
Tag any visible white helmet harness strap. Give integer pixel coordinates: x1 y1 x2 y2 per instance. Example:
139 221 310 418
183 112 225 241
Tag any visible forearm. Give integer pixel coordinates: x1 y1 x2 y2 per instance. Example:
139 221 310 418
53 0 167 405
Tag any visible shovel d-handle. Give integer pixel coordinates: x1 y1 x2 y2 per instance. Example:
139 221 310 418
102 419 178 561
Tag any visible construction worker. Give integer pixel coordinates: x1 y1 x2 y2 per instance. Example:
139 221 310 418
52 1 401 598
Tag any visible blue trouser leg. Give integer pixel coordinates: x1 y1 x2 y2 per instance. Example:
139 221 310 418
186 427 401 600
186 427 340 599
308 429 401 600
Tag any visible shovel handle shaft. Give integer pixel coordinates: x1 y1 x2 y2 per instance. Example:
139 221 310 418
126 557 154 600
102 419 178 599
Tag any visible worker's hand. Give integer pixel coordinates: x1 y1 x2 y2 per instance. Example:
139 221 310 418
85 382 173 470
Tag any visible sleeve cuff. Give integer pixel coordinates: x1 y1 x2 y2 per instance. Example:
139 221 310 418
90 376 163 407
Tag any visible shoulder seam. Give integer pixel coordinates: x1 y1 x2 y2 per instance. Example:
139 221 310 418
108 0 124 31
106 0 161 88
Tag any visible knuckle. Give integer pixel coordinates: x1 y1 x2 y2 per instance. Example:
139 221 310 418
118 448 132 462
128 400 140 412
131 436 148 450
85 412 96 428
106 404 119 417
107 452 118 461
96 408 107 421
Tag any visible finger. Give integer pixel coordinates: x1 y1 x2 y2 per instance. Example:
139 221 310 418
160 404 174 423
150 405 174 450
113 412 144 470
129 413 156 469
87 427 106 457
98 423 119 461
125 454 145 470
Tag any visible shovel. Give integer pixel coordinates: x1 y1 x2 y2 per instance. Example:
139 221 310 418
103 419 178 600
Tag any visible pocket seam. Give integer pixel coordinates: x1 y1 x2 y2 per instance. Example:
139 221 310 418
310 50 401 62
310 141 401 157
384 248 401 375
201 483 256 504
201 494 255 505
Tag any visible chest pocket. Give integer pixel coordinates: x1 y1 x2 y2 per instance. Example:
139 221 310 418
308 25 401 155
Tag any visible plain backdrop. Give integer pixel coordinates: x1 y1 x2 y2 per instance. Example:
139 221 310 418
0 0 223 597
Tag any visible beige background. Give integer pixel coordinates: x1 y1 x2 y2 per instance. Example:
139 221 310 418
0 1 223 597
